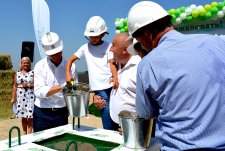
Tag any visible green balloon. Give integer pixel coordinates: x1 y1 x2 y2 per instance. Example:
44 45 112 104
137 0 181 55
116 18 120 22
186 16 193 22
199 9 207 16
174 9 181 17
211 7 218 15
205 12 212 19
124 26 128 32
192 10 199 17
117 23 123 30
204 4 211 11
123 20 127 26
211 2 217 7
180 7 186 13
116 26 121 30
120 29 125 33
168 8 175 15
217 2 224 10
171 14 177 22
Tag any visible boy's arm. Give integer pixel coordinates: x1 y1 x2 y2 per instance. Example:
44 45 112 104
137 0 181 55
66 55 79 83
109 58 119 89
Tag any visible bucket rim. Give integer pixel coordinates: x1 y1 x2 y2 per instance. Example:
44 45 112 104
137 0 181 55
118 115 146 120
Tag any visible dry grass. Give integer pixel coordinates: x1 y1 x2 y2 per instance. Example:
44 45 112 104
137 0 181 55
0 70 15 119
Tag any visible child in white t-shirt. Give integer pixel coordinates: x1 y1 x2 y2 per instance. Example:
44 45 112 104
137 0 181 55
66 16 118 130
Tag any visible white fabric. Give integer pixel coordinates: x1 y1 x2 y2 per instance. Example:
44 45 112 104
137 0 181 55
12 103 17 114
74 41 113 91
110 56 141 124
34 57 78 108
32 0 50 59
16 70 35 118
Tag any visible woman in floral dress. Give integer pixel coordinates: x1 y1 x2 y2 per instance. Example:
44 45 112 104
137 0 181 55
11 57 34 134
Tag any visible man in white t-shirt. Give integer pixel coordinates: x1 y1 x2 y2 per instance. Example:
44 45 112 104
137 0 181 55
94 33 141 131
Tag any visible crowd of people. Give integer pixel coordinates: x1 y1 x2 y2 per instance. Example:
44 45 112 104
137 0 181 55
10 1 225 150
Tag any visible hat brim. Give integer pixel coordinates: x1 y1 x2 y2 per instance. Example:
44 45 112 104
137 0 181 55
127 41 138 56
126 35 133 41
44 43 63 56
84 31 109 37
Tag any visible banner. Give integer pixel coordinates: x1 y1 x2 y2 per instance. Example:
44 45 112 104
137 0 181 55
174 18 225 36
32 0 50 59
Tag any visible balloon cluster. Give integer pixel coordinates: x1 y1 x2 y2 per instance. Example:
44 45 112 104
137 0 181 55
168 1 225 24
115 18 128 34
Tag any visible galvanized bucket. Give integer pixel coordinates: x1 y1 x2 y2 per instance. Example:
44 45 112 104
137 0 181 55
119 110 153 149
63 83 90 117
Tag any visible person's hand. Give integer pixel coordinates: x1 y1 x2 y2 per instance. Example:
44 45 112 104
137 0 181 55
118 127 122 135
22 82 28 88
11 99 16 104
65 73 74 84
109 76 119 89
93 95 106 110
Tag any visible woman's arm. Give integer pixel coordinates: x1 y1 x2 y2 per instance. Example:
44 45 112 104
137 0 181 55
11 72 17 104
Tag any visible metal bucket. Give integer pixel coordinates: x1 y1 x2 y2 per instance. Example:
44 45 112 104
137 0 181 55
63 83 90 117
119 110 153 149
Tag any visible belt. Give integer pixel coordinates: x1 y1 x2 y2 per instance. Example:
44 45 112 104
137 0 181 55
38 106 67 112
51 108 59 111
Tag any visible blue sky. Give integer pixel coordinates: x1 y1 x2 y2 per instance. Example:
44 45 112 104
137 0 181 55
0 0 217 72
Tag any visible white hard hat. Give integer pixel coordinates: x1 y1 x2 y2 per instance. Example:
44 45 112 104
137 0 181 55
127 38 138 56
127 1 168 37
41 32 63 56
84 16 108 37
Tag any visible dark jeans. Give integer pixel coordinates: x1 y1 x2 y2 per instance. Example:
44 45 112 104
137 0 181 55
33 105 68 132
94 87 114 130
112 121 121 131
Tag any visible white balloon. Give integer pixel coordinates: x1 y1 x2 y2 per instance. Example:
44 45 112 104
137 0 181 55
115 30 120 34
196 5 204 10
120 18 124 23
176 18 182 24
185 8 192 15
222 6 225 13
180 13 187 20
190 4 197 10
217 11 224 18
115 21 120 26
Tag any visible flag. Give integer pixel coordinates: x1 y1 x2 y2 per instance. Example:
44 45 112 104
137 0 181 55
32 0 50 59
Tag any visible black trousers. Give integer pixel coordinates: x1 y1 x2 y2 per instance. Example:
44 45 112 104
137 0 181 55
33 105 68 132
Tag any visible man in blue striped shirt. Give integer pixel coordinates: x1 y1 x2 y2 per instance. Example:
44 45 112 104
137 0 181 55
127 1 225 150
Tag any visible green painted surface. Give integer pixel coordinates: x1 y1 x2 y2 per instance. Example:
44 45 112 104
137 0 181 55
34 133 120 151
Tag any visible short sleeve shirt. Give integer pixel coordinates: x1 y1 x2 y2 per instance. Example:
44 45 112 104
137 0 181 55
74 41 113 90
110 56 141 124
136 30 225 150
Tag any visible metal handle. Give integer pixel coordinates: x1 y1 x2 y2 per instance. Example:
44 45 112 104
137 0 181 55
65 140 78 151
8 126 21 148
